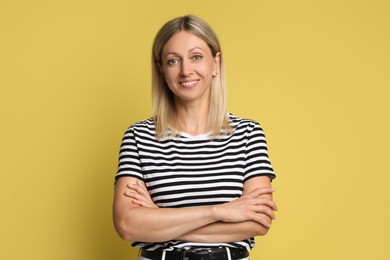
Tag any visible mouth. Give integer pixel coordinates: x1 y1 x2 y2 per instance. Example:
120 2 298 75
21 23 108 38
179 79 199 88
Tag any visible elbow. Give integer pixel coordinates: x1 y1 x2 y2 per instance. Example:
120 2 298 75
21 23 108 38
118 230 133 242
257 226 270 236
115 217 157 242
253 220 272 236
254 214 273 236
114 218 135 241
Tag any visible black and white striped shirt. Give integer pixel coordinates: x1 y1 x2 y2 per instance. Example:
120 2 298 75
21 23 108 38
115 113 275 251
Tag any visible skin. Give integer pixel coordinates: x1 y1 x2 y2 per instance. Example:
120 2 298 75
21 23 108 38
113 30 277 243
114 176 276 242
158 30 220 135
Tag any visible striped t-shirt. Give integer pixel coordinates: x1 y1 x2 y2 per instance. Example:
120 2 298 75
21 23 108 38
115 113 275 251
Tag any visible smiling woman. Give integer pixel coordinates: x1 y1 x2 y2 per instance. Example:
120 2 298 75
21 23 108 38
151 16 230 139
113 15 277 260
158 31 220 121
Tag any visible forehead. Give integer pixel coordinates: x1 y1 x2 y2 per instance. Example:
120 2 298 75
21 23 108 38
162 30 210 55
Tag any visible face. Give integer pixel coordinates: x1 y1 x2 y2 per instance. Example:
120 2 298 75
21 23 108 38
159 30 220 106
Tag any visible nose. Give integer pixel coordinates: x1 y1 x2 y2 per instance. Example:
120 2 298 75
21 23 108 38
180 60 192 77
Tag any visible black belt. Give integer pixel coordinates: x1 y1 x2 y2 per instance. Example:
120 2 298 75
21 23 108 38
140 247 249 260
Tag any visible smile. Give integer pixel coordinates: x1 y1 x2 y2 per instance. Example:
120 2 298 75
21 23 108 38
179 80 199 88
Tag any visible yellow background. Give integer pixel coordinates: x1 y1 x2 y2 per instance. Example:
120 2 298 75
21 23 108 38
1 0 389 259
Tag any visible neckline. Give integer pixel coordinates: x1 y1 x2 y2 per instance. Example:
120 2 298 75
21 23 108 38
180 131 211 139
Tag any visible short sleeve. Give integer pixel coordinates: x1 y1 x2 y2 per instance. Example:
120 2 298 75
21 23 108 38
115 126 144 184
243 122 276 182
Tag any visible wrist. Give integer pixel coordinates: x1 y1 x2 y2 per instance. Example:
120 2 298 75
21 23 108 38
211 204 223 222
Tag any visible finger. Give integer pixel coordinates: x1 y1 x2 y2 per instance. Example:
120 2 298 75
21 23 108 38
254 197 278 211
131 199 143 206
130 197 158 208
252 205 276 219
127 183 146 196
125 190 142 200
126 190 151 202
128 182 150 197
125 188 158 207
137 180 148 189
137 185 150 197
133 199 155 208
252 214 272 228
245 187 275 198
127 193 155 207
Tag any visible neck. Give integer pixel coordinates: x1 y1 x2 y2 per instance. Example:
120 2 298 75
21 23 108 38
174 99 209 136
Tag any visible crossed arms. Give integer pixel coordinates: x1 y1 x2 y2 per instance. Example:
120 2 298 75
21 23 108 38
113 176 277 243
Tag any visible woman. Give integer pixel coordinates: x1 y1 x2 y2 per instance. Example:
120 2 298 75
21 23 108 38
113 15 277 260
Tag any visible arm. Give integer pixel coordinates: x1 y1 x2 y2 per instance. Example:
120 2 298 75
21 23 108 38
176 176 276 242
113 176 276 242
120 176 277 243
176 221 267 243
113 176 217 242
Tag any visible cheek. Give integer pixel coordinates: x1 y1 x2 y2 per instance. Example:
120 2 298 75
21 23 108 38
200 65 215 79
163 71 178 91
163 69 178 82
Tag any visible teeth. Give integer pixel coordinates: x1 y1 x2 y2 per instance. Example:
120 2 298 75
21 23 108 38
181 80 197 86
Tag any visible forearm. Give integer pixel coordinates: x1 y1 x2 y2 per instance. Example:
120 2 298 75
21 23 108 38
114 205 218 242
177 177 276 243
176 218 271 243
114 177 276 243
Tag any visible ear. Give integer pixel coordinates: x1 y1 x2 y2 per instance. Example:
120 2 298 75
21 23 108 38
155 63 166 78
212 52 221 77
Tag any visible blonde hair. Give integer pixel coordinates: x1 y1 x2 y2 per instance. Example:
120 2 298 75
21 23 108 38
152 15 231 139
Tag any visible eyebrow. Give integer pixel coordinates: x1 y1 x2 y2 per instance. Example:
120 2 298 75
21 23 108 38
164 47 205 57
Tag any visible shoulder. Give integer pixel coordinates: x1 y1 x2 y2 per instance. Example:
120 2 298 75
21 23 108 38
124 118 156 137
129 118 155 130
228 113 263 131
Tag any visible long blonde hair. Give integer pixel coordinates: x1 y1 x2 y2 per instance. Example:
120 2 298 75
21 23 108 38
152 15 231 139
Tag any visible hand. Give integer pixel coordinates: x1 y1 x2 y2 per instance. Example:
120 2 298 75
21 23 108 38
214 187 277 227
124 180 159 208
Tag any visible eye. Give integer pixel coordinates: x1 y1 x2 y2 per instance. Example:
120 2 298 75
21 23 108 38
192 55 203 61
167 59 179 65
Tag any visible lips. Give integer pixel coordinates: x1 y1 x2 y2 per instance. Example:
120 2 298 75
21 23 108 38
179 79 199 88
